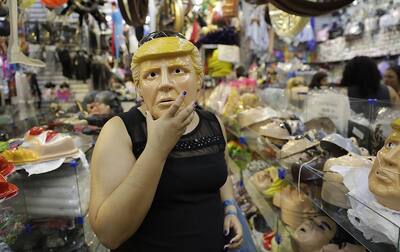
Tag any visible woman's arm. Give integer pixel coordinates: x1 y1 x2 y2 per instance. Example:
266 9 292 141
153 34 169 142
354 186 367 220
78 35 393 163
89 117 168 249
216 115 243 249
89 93 195 249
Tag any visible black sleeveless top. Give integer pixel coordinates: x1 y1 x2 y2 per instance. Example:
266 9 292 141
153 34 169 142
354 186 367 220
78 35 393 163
115 107 228 252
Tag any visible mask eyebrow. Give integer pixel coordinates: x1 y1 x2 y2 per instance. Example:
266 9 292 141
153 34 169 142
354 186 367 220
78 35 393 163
141 67 161 77
168 63 191 70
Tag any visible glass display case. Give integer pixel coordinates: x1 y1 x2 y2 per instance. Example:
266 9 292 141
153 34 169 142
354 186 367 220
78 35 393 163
217 88 400 252
0 105 103 251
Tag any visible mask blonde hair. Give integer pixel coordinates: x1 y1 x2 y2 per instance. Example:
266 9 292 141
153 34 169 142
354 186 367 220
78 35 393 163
131 37 204 88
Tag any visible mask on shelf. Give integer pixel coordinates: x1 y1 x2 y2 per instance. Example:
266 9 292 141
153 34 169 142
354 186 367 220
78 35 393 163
369 118 400 211
304 117 336 135
292 216 337 252
250 166 279 192
274 185 318 229
322 153 374 209
321 133 361 157
237 107 279 129
279 136 320 159
240 93 260 109
292 152 328 185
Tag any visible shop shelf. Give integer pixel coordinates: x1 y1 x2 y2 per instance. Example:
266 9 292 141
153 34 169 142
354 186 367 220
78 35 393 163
285 164 399 252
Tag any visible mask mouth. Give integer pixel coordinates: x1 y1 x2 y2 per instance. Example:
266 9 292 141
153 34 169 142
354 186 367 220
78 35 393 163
158 97 175 104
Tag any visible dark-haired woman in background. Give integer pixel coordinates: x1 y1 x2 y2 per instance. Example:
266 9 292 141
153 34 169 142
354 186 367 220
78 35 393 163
341 56 400 116
383 65 400 96
309 71 328 89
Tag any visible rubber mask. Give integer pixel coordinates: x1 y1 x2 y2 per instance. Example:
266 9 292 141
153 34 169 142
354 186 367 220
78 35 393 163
369 118 400 211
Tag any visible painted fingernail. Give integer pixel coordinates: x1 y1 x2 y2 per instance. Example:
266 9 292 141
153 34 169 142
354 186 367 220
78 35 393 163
224 230 229 236
183 91 187 96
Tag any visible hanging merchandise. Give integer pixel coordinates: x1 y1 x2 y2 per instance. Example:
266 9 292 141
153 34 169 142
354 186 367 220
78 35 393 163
41 0 68 8
245 4 269 58
61 0 107 28
15 72 32 104
111 3 123 59
222 0 239 18
158 0 184 32
207 49 233 78
268 4 309 39
267 0 354 17
295 18 316 51
91 58 112 91
0 1 9 37
196 26 239 48
7 1 45 67
117 0 148 27
57 48 73 79
72 50 91 81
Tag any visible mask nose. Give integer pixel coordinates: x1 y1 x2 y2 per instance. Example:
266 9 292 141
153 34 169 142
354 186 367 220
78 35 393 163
159 67 173 90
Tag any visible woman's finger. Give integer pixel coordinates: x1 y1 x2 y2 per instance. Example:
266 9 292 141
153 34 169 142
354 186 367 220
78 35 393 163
181 112 194 127
223 216 231 236
227 238 243 249
229 233 243 245
165 91 186 117
177 101 195 122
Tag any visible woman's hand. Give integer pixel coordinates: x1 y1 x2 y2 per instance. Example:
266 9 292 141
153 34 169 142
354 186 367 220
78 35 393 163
223 214 243 250
146 91 195 158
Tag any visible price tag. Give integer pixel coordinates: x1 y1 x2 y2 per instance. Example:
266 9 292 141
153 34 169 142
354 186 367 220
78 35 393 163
304 92 351 134
217 44 240 63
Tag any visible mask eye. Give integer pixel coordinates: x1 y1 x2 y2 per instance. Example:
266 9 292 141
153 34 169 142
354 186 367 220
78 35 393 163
174 68 183 74
145 72 158 79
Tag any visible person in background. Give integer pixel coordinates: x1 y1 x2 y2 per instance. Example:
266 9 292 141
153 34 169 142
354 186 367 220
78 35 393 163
309 71 328 89
383 65 400 96
341 56 400 104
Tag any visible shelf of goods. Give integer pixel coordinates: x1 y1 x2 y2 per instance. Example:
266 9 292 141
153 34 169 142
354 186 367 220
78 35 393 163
219 108 400 252
316 29 400 63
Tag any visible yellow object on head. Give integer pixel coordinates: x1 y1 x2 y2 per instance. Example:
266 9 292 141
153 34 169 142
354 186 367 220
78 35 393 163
131 37 203 88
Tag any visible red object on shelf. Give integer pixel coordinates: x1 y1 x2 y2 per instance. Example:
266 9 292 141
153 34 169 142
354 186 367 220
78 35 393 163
40 0 68 8
45 130 58 143
28 126 45 136
0 175 19 201
0 156 15 177
263 231 275 250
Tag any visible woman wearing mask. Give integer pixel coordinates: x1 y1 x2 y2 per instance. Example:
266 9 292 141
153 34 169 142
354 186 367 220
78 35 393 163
89 32 243 252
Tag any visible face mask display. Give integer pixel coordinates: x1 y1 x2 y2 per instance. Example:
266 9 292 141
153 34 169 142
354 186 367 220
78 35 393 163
322 153 374 208
304 117 337 135
292 216 337 252
279 136 320 159
250 166 279 192
369 118 400 211
237 107 279 128
321 133 361 157
274 186 318 229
